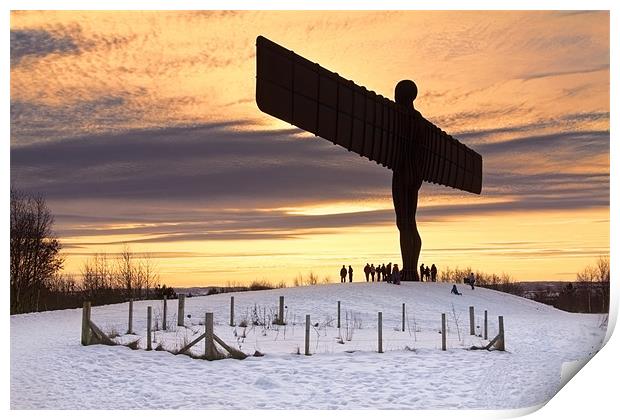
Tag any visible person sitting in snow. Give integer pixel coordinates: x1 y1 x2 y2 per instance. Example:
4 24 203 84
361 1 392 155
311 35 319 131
451 285 462 295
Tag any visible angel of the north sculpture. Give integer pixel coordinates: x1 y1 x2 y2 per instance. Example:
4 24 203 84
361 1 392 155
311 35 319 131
255 35 483 282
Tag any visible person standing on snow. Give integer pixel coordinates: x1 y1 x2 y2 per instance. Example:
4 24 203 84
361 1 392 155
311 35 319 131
430 264 437 282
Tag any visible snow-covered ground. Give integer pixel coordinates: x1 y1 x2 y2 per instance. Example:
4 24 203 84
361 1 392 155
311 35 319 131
10 282 605 409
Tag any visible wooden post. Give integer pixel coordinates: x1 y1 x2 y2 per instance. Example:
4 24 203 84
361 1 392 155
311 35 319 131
205 312 215 358
177 293 185 326
163 296 167 331
278 296 285 324
484 310 488 340
337 301 341 329
378 312 383 353
441 313 446 351
497 316 505 351
402 303 406 332
127 299 133 334
230 296 235 326
305 314 311 356
81 301 91 345
146 306 152 351
469 306 475 335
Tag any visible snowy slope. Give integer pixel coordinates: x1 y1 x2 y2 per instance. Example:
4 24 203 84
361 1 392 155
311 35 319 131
10 282 605 409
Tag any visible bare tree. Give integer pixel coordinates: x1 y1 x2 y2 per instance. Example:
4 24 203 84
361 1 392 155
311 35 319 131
117 244 136 298
141 253 158 299
577 263 596 313
576 256 610 313
596 256 610 312
10 188 64 314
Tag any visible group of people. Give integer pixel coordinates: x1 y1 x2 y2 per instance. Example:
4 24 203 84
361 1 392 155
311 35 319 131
340 263 402 284
339 263 477 295
419 263 438 282
362 263 399 283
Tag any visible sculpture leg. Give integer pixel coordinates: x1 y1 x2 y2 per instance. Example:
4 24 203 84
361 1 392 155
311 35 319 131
392 170 422 281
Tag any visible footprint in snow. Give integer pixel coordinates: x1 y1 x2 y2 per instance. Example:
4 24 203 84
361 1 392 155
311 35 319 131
253 376 279 389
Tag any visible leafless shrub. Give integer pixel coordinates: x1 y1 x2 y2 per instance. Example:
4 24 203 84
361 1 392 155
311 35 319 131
343 310 360 341
450 303 462 343
125 338 140 350
106 325 121 339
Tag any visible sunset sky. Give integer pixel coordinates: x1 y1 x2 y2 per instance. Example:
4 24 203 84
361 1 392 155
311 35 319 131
10 10 610 286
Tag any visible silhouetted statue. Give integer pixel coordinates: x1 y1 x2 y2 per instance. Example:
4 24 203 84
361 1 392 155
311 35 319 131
256 35 482 283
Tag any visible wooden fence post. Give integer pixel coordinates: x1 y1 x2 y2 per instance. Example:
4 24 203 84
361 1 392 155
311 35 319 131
441 313 446 351
205 312 215 359
378 311 383 353
305 314 311 356
278 296 285 324
177 293 185 326
402 303 406 332
81 301 91 345
146 306 152 351
127 299 133 334
469 306 475 335
484 310 488 340
163 296 167 331
497 316 505 351
337 301 341 329
230 296 235 326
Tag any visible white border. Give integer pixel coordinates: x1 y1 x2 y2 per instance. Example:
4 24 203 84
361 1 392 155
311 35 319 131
3 2 616 420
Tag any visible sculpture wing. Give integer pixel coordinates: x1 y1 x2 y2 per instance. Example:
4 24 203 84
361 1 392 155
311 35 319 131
255 35 482 194
417 118 483 194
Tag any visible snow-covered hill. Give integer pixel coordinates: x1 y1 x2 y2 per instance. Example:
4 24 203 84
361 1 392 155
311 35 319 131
10 282 605 409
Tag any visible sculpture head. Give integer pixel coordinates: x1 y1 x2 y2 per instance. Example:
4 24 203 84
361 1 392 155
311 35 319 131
395 79 418 108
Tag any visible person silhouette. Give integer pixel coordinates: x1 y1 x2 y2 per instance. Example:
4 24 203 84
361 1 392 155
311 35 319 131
451 284 462 295
380 264 386 282
370 264 376 282
420 263 425 282
424 266 431 282
364 263 370 282
348 265 353 283
392 264 401 285
431 264 437 282
340 265 347 283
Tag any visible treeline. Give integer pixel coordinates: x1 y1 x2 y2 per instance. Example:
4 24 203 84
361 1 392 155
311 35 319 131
47 249 176 311
553 256 609 313
439 266 523 295
439 257 610 314
10 188 173 314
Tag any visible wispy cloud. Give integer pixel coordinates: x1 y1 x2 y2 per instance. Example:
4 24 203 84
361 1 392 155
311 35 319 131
11 29 79 64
